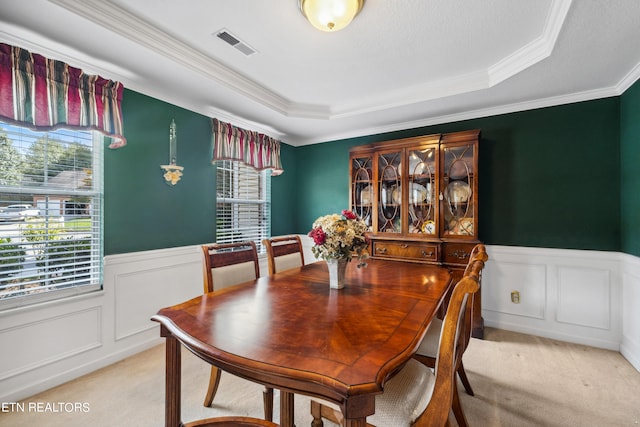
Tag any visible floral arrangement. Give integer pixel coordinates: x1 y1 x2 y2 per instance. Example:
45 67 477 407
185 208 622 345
308 210 369 267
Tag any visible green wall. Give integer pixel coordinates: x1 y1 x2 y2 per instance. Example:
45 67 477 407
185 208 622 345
270 142 299 235
104 87 629 256
294 98 622 251
104 90 215 255
104 90 300 255
293 139 353 230
621 79 640 256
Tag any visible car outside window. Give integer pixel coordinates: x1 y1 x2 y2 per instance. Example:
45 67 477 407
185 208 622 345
0 122 104 309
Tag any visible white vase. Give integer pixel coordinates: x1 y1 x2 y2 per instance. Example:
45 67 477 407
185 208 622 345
327 258 348 289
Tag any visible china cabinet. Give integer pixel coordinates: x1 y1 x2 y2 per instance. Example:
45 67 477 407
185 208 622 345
349 129 485 337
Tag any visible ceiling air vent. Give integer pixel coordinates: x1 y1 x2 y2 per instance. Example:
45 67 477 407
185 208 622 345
216 30 257 56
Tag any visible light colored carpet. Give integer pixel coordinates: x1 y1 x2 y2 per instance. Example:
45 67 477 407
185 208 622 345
1 328 639 426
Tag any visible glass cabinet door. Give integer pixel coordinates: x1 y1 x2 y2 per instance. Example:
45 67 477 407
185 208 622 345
351 155 373 229
377 150 402 233
408 146 437 236
441 143 476 237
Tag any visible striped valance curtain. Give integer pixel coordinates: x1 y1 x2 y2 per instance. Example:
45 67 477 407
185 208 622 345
0 43 126 148
212 118 283 176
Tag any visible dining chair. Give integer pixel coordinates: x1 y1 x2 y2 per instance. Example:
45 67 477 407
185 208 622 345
201 241 274 421
183 416 278 427
310 257 485 426
412 243 488 427
262 235 305 275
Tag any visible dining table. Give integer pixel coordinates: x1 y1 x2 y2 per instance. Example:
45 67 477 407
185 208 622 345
151 258 452 427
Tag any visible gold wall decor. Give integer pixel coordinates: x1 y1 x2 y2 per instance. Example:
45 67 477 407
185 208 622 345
160 119 184 185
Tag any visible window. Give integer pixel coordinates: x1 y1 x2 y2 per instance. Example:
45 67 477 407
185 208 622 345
0 122 103 309
216 160 270 253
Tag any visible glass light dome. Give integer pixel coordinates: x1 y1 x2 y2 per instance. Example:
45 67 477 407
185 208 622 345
299 0 365 32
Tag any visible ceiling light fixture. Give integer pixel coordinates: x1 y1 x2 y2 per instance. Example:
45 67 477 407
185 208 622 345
299 0 365 32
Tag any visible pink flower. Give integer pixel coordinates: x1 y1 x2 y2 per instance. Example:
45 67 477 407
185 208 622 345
341 210 357 220
308 227 326 245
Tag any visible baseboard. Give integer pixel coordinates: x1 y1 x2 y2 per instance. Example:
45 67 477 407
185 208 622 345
1 334 162 402
483 318 620 351
621 252 640 372
621 336 640 372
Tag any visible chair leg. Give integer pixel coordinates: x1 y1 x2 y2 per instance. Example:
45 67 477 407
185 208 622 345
203 366 222 407
310 401 343 427
451 380 469 427
205 368 274 422
263 387 274 422
457 361 474 396
310 400 324 427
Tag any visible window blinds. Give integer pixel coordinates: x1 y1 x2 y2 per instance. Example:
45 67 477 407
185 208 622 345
0 123 103 308
215 160 270 253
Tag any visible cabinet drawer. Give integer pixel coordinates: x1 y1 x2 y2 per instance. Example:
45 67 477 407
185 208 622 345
372 241 439 262
442 242 477 266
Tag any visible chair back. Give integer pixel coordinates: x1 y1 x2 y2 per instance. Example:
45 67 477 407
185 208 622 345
414 257 484 427
263 235 304 275
194 415 278 426
201 241 260 293
464 243 488 276
459 244 488 352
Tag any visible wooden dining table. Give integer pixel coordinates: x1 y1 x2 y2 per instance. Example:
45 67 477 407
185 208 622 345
152 258 452 427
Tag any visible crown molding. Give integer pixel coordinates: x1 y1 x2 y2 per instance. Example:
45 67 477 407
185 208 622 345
488 0 572 86
48 0 572 121
293 85 619 146
0 22 286 140
49 0 294 115
617 61 640 94
0 25 137 82
17 0 634 147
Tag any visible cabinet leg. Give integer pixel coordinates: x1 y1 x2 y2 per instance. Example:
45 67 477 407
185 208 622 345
471 317 484 339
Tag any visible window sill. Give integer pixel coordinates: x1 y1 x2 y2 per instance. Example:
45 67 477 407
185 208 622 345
0 285 104 316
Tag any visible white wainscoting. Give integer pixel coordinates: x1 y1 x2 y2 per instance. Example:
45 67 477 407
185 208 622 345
0 245 204 402
0 306 102 382
621 252 640 372
482 246 623 351
0 241 638 402
108 247 203 341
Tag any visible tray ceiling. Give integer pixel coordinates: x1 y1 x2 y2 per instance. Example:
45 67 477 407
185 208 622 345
1 0 639 145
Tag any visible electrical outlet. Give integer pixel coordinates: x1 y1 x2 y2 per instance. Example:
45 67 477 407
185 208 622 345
511 290 520 304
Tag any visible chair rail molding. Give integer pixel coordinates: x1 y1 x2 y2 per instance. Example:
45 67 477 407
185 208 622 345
0 239 638 402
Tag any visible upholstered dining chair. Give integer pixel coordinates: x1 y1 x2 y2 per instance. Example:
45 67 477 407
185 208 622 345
310 257 485 427
200 241 274 421
262 235 305 275
183 416 278 427
412 243 488 427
